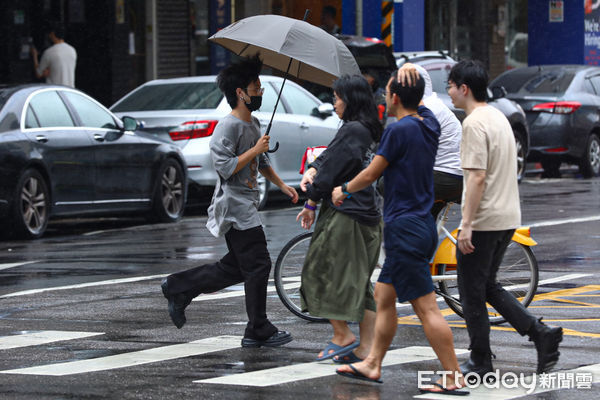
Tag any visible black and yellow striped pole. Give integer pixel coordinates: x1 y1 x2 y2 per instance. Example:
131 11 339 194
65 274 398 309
382 1 394 47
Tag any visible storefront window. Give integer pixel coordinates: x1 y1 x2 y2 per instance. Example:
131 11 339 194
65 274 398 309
192 0 210 75
506 0 528 69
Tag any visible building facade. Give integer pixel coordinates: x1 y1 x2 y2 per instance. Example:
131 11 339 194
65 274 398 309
0 1 594 106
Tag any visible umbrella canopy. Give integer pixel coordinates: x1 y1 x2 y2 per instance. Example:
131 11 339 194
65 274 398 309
208 14 360 88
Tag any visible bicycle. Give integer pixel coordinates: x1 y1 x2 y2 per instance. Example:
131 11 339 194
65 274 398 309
274 202 539 324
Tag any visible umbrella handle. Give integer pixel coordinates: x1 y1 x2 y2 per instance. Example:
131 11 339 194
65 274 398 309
265 9 309 155
268 141 280 153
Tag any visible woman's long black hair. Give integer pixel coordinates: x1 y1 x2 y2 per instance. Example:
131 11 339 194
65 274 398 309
333 74 383 142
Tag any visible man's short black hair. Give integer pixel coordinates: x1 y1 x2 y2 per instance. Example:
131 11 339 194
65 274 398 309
448 60 488 102
389 70 424 110
45 21 66 39
322 6 336 18
216 54 263 109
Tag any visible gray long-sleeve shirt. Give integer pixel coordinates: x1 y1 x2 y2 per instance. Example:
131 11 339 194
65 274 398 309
206 114 270 237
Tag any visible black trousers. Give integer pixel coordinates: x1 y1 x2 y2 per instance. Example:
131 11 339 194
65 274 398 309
456 229 537 354
431 170 463 219
164 226 277 340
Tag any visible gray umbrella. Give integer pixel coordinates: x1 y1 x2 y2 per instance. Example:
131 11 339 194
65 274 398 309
208 14 360 88
209 13 359 152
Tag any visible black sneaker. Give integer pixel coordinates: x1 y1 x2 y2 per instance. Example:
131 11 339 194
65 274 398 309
161 278 192 329
532 324 563 373
241 331 293 348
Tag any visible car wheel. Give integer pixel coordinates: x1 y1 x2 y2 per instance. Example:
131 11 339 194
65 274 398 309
11 169 50 239
541 157 562 178
514 129 527 182
579 133 600 178
257 176 269 210
152 159 185 222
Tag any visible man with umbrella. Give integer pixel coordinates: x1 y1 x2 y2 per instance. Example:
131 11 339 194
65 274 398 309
160 55 298 348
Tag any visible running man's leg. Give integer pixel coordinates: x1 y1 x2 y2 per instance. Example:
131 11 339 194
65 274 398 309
336 282 398 381
410 291 464 388
227 226 277 340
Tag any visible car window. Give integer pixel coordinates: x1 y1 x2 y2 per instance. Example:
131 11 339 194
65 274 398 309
28 91 75 127
492 69 574 94
259 83 286 114
588 75 600 95
276 84 319 116
111 82 222 111
422 63 454 93
63 91 117 129
584 78 596 95
25 107 40 129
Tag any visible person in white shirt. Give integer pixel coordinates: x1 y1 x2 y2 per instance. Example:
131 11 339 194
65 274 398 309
398 63 463 218
31 23 77 87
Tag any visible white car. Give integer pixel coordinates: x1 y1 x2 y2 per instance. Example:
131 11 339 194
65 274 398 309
111 75 340 208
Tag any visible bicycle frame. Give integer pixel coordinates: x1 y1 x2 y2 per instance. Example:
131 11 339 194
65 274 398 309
430 204 537 276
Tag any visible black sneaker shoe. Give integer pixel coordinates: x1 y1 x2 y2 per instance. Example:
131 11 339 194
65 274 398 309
530 321 563 374
161 278 192 329
241 331 293 348
460 351 494 384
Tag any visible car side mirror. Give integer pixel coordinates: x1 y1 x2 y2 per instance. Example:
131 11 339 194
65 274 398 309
121 116 139 131
489 86 508 100
311 103 334 119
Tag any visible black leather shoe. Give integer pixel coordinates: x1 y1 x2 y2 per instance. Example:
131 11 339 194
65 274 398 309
460 351 494 383
161 278 192 329
241 331 293 348
530 320 563 373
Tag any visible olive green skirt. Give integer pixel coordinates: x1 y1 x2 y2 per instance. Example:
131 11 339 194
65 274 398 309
300 202 382 322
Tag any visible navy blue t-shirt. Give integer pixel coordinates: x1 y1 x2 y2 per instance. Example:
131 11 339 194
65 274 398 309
376 105 440 223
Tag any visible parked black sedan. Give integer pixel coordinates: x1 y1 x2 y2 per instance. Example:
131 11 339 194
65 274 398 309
0 84 187 239
490 65 600 178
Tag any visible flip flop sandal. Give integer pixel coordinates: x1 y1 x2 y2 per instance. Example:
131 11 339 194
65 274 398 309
336 364 383 384
333 350 363 364
316 341 359 361
419 382 469 396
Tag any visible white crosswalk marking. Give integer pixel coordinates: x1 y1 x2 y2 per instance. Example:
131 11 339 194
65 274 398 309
0 331 104 350
0 261 35 271
196 346 469 387
0 335 241 376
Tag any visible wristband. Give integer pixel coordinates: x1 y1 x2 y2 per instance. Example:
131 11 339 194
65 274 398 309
341 182 352 198
304 202 317 211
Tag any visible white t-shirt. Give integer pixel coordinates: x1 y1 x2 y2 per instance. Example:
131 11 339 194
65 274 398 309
460 105 521 231
37 42 77 87
414 64 462 176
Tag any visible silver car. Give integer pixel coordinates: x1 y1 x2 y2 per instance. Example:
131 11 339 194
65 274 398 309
111 75 340 208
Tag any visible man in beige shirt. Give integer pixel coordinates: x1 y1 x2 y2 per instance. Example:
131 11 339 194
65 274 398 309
447 60 562 380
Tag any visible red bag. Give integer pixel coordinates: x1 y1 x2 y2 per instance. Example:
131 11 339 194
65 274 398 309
299 146 327 174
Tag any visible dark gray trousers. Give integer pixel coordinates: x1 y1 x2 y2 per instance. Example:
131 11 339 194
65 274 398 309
456 229 537 354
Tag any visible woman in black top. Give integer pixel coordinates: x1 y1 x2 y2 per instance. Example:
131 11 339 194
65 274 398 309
297 75 383 363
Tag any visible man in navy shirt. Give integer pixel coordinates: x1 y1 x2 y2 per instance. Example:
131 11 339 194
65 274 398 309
332 72 467 395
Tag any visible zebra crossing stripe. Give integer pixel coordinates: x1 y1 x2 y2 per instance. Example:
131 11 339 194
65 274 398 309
0 262 35 271
0 335 241 376
0 331 104 350
195 346 469 387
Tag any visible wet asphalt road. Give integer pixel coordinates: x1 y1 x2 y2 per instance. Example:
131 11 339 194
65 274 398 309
0 173 599 400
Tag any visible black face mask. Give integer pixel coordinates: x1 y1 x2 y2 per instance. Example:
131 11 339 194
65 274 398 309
243 93 262 112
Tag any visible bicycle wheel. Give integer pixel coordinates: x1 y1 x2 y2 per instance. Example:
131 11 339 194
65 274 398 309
437 241 539 325
274 232 327 323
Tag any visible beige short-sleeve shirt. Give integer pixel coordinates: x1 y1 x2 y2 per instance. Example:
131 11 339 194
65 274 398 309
460 105 521 231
